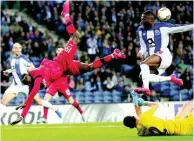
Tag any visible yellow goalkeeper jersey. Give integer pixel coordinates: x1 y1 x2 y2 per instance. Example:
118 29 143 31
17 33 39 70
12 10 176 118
137 107 193 136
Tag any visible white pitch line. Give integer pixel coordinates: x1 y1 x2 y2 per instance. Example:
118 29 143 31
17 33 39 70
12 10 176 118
12 125 124 129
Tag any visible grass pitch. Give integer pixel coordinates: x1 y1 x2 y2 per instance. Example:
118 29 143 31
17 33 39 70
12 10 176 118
1 122 193 141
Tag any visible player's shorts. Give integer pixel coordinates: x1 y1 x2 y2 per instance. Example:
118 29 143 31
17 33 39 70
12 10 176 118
5 83 29 96
4 83 40 99
46 76 72 99
154 48 172 75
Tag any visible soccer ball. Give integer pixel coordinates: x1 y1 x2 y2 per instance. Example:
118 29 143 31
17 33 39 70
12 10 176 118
157 7 171 21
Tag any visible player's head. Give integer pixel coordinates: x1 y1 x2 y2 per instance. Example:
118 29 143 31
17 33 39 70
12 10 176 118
141 10 155 29
22 74 34 85
12 43 22 56
56 45 63 56
123 116 137 128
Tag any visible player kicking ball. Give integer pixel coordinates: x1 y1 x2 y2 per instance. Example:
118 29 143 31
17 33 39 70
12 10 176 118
37 47 86 124
123 91 193 136
134 10 193 96
10 0 126 125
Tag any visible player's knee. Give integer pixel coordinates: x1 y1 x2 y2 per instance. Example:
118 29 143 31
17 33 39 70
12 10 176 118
36 100 42 105
34 98 42 105
68 97 74 104
0 100 6 105
44 94 52 101
184 101 193 107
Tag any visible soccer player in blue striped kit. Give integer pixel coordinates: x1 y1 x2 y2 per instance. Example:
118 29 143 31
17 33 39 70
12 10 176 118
134 10 194 96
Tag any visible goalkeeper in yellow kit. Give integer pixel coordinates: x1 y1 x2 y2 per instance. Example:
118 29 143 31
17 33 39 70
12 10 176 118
123 91 193 136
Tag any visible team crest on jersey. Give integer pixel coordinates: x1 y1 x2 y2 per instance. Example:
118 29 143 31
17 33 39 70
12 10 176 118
154 29 160 36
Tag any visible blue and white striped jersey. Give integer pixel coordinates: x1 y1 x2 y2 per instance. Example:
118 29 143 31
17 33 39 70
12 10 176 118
10 54 32 86
138 22 193 55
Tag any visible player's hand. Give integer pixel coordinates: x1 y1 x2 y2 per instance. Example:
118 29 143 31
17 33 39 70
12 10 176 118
3 70 10 76
137 52 143 61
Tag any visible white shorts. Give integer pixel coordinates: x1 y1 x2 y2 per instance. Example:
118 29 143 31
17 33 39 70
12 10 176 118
154 48 172 75
4 83 39 98
5 83 29 96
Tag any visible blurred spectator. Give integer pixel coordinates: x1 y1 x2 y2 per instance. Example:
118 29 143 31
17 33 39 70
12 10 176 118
76 78 85 92
103 77 114 91
68 75 76 91
86 33 98 62
95 75 104 92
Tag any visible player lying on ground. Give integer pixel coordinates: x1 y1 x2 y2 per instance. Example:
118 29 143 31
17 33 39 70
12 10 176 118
10 0 126 125
134 10 193 96
0 43 61 119
123 91 193 136
37 47 85 124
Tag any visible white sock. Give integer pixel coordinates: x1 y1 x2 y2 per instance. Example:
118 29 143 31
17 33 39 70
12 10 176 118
0 104 6 119
42 100 58 112
140 64 150 89
149 74 171 82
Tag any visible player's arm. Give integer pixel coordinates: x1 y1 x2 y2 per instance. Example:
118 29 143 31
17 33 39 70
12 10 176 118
137 30 147 60
131 91 159 117
24 77 42 104
165 23 194 34
3 69 13 76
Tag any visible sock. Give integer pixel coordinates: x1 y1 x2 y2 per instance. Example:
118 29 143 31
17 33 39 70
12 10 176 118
66 22 76 35
72 100 83 114
42 100 58 111
43 107 48 119
149 74 171 82
64 15 71 25
0 104 6 118
140 64 150 89
92 55 113 69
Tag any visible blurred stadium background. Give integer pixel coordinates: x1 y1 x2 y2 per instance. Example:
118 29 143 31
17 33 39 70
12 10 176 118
1 1 193 105
1 1 193 141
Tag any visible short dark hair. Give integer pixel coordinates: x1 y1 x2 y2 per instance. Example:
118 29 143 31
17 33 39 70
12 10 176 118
143 10 154 17
123 116 137 128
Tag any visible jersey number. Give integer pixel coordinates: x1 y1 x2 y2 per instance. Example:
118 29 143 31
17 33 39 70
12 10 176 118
64 44 72 53
65 89 71 96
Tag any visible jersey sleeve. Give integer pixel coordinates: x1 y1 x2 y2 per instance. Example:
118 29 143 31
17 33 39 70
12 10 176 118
25 77 42 105
138 30 147 55
162 23 194 34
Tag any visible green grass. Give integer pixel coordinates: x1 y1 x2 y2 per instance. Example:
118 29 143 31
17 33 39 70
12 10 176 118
1 122 193 141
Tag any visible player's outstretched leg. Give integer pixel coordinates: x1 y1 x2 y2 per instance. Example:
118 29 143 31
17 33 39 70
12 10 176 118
78 49 126 74
149 74 183 86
